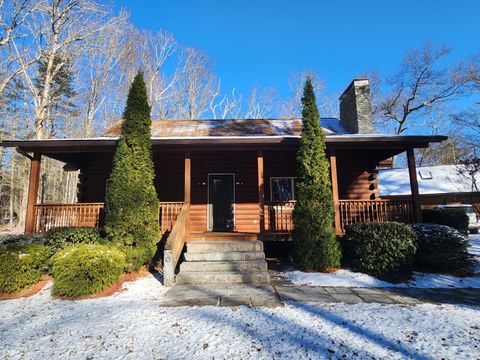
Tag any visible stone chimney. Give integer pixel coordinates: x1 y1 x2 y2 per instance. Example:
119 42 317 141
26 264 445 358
339 79 373 134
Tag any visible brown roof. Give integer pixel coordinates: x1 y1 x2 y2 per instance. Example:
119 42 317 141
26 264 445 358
101 118 348 138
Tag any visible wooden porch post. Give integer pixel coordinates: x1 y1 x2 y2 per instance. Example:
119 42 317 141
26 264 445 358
257 151 265 233
407 148 422 222
329 150 342 235
25 153 41 233
184 151 191 235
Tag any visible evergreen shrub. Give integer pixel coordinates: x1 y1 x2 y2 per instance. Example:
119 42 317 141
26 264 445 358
117 245 152 273
45 227 103 250
346 222 417 281
104 72 160 262
422 208 469 234
292 78 341 271
411 223 474 275
51 244 126 297
0 243 52 293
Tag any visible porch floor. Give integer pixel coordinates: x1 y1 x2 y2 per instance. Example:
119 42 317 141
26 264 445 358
187 232 259 241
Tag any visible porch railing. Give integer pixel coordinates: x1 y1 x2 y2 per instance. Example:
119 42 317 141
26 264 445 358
34 203 104 233
163 203 190 286
159 202 184 235
32 199 415 237
264 201 296 232
339 199 416 234
33 201 185 234
264 199 415 234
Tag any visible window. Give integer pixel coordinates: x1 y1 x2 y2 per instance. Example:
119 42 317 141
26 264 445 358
270 177 296 201
419 170 433 180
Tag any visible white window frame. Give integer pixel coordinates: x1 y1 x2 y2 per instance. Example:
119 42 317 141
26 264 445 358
270 177 297 201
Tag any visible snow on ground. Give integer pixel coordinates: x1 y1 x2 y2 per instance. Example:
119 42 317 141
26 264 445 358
0 277 479 359
286 235 480 288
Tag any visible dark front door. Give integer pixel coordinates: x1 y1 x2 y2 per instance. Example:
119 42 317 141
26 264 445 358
208 174 234 231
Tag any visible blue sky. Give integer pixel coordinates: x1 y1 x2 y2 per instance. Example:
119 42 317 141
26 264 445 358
114 0 479 98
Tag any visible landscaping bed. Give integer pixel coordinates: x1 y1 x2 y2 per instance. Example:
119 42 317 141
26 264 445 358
285 234 480 288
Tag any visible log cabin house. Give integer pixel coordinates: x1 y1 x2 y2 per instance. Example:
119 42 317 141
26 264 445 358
1 79 447 285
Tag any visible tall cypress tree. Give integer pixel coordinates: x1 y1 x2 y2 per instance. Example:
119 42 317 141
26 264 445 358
104 72 160 260
292 78 341 271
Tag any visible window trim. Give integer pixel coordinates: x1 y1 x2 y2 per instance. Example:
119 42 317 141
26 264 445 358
270 177 297 201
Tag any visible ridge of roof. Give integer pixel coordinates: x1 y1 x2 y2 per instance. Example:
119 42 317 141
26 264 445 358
101 117 350 138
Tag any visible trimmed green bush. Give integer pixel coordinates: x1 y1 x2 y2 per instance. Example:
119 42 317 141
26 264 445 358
411 223 474 276
422 208 469 234
0 233 45 246
346 222 417 282
51 244 126 297
117 245 152 273
292 78 341 271
0 243 52 293
45 227 103 250
103 72 160 260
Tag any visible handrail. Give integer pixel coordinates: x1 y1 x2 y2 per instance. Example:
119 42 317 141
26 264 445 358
264 200 296 232
33 203 104 233
159 201 184 235
163 203 190 286
338 199 415 234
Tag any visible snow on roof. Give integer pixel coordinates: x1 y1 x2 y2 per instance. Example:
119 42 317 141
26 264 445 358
378 165 480 196
101 118 350 138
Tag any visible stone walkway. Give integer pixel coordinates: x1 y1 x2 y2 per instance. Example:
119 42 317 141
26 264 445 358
162 271 480 307
270 271 480 306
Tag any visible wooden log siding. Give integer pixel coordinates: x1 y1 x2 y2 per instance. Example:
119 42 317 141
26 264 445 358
163 203 189 286
338 199 415 233
33 203 104 233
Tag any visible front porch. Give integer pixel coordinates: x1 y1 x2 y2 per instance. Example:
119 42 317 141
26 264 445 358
31 198 418 237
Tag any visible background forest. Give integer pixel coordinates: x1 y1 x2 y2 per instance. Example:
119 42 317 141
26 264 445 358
1 0 479 231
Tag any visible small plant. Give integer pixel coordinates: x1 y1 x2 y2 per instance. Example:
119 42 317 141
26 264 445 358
51 244 126 297
411 223 474 276
117 245 152 273
45 227 103 250
422 208 469 234
0 233 45 246
346 222 417 282
0 243 52 293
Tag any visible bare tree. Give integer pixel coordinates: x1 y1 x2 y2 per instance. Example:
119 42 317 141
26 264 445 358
376 43 468 135
452 53 480 149
172 48 218 119
279 70 328 117
136 28 180 119
245 85 278 119
76 10 129 137
0 0 40 97
17 0 124 139
209 84 242 119
457 155 480 193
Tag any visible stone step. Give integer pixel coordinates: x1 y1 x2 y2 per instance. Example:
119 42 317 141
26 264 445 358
184 251 265 262
175 270 271 285
179 260 268 272
186 240 263 253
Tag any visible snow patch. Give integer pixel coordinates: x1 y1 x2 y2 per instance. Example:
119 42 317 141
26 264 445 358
286 235 480 288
